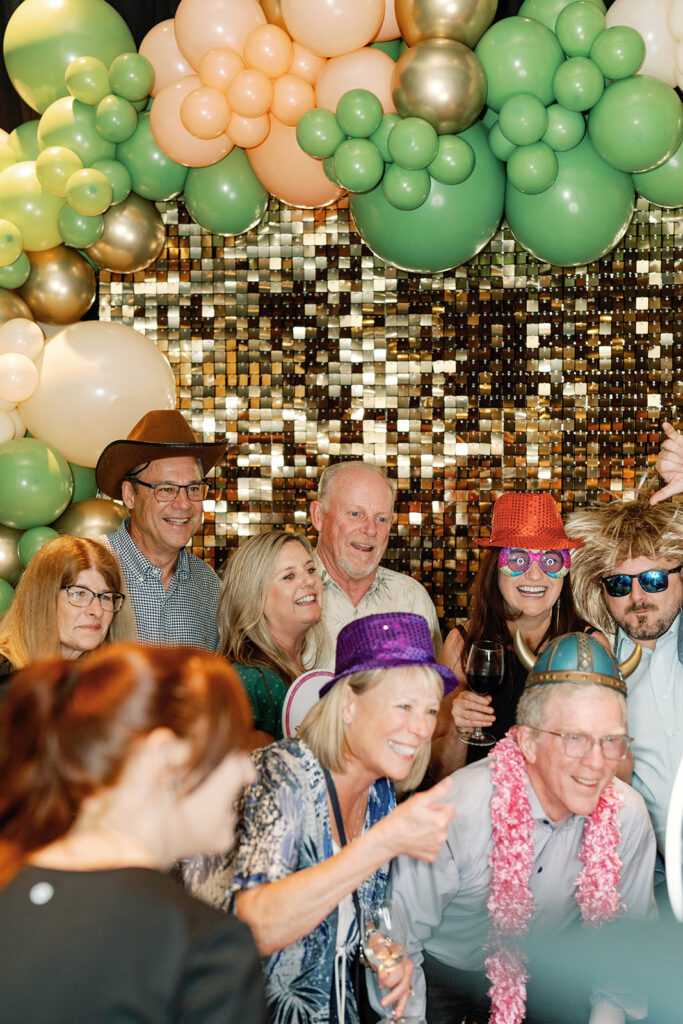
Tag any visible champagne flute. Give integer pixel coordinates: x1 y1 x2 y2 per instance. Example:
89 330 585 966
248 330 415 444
462 640 504 747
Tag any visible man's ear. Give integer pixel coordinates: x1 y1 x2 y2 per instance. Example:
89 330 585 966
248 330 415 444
310 500 324 531
515 725 538 765
121 480 135 512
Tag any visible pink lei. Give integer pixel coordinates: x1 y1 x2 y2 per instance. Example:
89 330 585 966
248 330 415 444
485 732 625 1024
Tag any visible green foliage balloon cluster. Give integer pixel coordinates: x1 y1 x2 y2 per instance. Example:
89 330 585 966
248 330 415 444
297 88 475 212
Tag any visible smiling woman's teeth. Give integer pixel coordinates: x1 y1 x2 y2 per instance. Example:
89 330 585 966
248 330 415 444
518 586 546 595
388 741 416 758
295 595 316 605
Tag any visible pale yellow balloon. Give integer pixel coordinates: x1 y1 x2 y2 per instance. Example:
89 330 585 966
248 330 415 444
0 352 39 403
391 38 487 134
20 320 176 467
0 523 22 585
395 0 497 48
18 247 96 325
52 498 127 538
0 317 44 359
85 193 166 275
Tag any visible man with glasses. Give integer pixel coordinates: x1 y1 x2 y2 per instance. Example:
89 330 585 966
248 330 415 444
387 632 654 1024
95 409 225 650
568 490 683 859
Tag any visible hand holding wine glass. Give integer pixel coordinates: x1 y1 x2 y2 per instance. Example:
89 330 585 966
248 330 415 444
361 898 418 1020
461 641 504 747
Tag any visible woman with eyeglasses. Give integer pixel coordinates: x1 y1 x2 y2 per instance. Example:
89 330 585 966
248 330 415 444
430 493 607 777
0 536 137 687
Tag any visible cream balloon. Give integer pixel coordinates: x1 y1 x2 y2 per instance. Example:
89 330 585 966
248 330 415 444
0 410 14 444
0 523 22 584
606 0 677 87
0 290 34 326
391 38 487 133
316 47 396 112
0 352 39 403
139 19 194 96
281 0 384 58
85 193 166 274
18 247 96 325
373 0 401 42
0 317 44 359
395 0 497 48
20 320 176 467
150 76 234 166
52 497 127 538
247 114 345 206
7 406 25 439
174 0 266 70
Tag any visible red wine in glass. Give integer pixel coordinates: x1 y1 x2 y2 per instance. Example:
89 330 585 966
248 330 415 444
463 641 504 747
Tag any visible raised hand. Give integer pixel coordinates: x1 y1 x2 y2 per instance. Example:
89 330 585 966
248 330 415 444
650 421 683 505
379 775 455 862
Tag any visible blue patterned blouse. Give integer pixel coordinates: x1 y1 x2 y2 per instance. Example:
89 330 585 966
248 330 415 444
184 738 395 1024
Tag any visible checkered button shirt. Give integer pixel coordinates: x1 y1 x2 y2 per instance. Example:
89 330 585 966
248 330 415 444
105 519 220 651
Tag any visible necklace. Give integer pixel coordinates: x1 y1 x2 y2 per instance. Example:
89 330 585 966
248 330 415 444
485 731 624 1024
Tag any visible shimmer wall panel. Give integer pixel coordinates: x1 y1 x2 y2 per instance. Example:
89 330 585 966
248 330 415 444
99 198 682 632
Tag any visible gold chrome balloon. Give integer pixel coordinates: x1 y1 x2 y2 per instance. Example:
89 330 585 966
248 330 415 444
85 193 165 274
396 0 497 48
0 523 23 585
260 0 287 30
18 246 96 324
52 498 127 539
0 288 35 326
391 38 487 134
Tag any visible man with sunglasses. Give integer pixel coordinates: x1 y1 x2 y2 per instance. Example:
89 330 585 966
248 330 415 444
95 409 226 650
568 492 683 859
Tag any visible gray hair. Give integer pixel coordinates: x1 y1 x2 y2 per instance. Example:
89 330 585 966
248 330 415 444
317 461 396 508
516 681 627 732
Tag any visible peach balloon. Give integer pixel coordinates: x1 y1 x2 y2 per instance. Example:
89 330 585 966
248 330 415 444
247 114 345 206
281 0 384 57
0 318 44 360
227 69 274 117
174 0 266 70
290 42 327 83
0 352 38 404
373 0 401 42
180 86 231 138
244 24 294 77
139 19 194 96
150 76 234 166
199 47 245 93
315 46 396 111
271 75 315 124
227 113 271 148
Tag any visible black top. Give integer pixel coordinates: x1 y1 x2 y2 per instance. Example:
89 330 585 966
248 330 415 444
0 864 266 1024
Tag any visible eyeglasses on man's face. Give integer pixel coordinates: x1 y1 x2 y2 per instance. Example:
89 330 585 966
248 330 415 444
600 565 683 598
534 728 631 761
61 585 125 613
129 479 210 504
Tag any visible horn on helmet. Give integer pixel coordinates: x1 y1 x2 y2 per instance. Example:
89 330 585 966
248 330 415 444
513 629 536 671
619 644 642 678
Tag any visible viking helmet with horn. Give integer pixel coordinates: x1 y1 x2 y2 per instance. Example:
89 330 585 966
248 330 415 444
514 631 641 696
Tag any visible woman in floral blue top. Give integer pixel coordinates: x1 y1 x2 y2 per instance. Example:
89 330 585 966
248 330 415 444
185 613 457 1024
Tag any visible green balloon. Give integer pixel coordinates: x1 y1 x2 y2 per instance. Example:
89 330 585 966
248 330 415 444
498 94 549 146
90 157 132 205
588 75 683 173
58 204 104 247
295 108 346 159
555 1 606 57
35 146 84 197
427 135 475 184
0 437 73 530
505 135 634 265
350 121 505 273
382 164 430 210
488 122 516 161
507 141 558 193
0 161 64 251
7 121 41 161
65 56 110 105
0 252 30 288
518 0 605 32
475 17 564 111
552 56 604 112
335 90 384 139
183 147 268 236
371 39 401 61
369 113 402 162
333 139 384 193
0 219 23 266
387 117 439 170
65 168 112 216
95 94 138 144
3 0 136 114
69 462 98 502
0 578 14 616
590 26 645 80
542 103 585 151
18 525 60 566
322 156 342 186
37 97 116 166
632 137 683 208
109 53 155 103
116 113 188 201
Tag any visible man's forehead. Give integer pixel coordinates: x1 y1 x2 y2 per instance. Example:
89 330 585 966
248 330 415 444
328 468 394 507
609 553 681 574
541 688 624 730
142 455 203 481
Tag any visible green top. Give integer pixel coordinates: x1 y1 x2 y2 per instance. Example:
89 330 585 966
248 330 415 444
234 663 287 740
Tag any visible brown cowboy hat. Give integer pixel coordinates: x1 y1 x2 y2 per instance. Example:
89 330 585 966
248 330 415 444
95 409 226 500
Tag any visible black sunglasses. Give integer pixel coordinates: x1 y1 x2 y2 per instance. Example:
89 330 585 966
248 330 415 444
601 565 683 598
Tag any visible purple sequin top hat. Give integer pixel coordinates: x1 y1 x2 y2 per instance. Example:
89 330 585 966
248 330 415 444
318 613 456 698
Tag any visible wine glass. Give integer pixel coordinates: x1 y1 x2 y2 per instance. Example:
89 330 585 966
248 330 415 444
361 898 407 974
461 640 504 747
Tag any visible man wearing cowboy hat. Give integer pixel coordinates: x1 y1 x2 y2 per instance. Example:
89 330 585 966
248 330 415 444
95 409 226 650
388 633 655 1024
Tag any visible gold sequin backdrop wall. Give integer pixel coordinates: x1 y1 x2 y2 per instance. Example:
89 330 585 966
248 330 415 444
99 197 682 632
